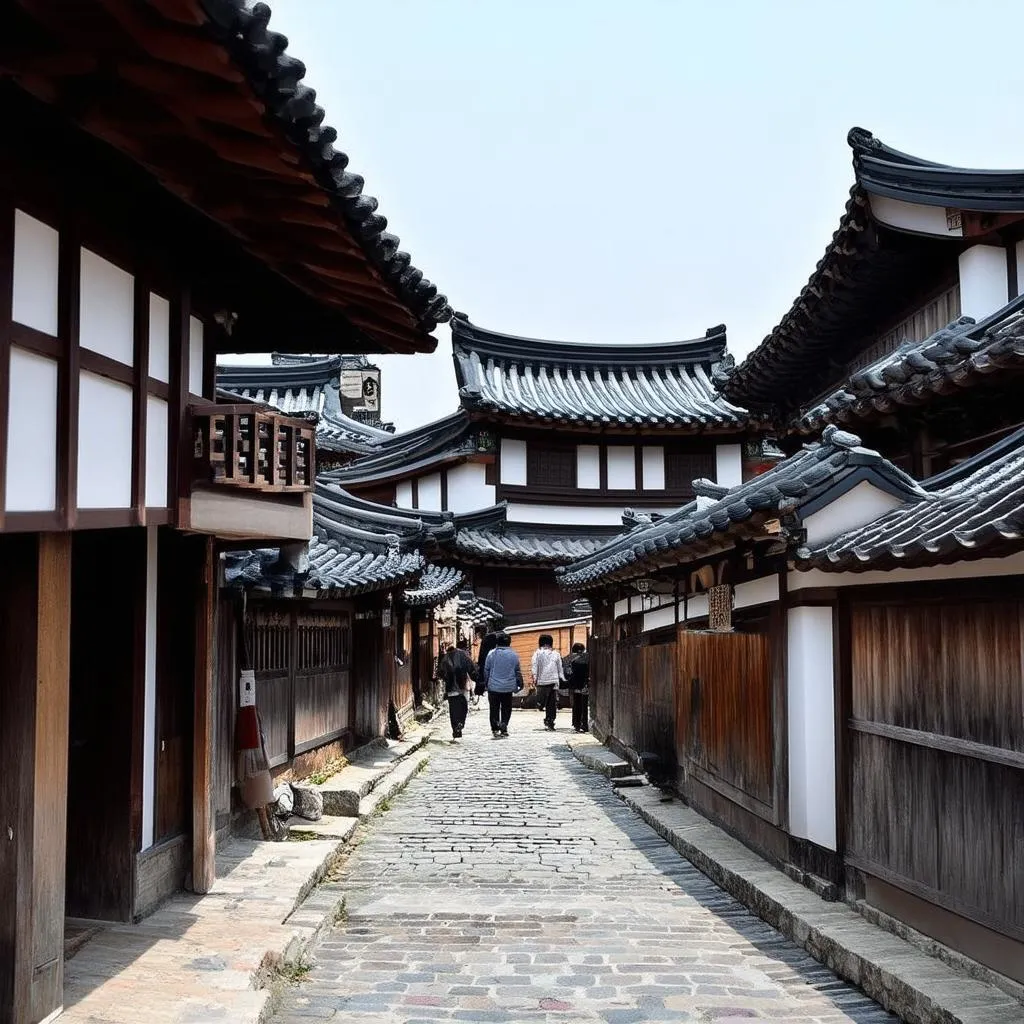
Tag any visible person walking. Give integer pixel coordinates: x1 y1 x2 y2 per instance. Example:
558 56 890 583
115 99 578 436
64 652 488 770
566 642 590 733
440 638 476 740
531 634 565 731
483 631 523 738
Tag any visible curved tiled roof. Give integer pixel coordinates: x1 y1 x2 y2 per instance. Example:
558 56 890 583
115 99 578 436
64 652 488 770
322 411 478 485
202 0 452 338
718 126 1024 410
403 564 466 606
451 505 619 567
558 427 924 590
452 317 747 430
799 426 1024 571
796 297 1024 434
223 485 459 601
849 127 1024 211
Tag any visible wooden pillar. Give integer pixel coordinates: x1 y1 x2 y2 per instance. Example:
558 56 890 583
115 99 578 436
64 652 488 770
191 536 216 894
0 532 72 1024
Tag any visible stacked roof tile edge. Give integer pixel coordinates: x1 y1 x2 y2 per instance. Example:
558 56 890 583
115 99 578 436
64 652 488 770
720 127 1024 410
557 426 925 590
797 296 1024 433
799 425 1024 571
201 0 451 334
451 317 748 429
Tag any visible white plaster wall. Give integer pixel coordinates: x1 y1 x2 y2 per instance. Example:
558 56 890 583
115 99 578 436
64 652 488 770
12 210 59 336
6 347 58 511
577 445 601 488
614 598 630 619
507 502 623 526
642 446 665 490
146 395 169 508
715 444 743 489
78 372 133 508
643 605 676 632
790 549 1024 591
395 479 413 508
80 247 134 365
141 525 159 851
607 446 635 489
959 244 1009 321
868 195 962 237
189 315 205 397
787 606 837 851
802 480 905 548
685 592 709 621
501 438 527 485
1017 241 1024 299
148 293 170 383
418 472 442 511
446 462 495 512
734 575 780 610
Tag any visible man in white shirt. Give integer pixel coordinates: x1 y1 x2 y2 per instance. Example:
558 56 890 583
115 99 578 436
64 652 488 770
531 634 565 731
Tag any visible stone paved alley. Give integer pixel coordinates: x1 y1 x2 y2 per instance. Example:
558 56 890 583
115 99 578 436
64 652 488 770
276 708 898 1024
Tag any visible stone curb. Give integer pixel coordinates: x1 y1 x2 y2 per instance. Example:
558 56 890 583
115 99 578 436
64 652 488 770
314 729 432 816
569 739 1024 1024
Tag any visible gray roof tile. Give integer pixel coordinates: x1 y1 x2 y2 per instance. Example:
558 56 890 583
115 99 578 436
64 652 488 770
797 296 1024 433
558 426 924 590
452 317 747 429
798 426 1024 571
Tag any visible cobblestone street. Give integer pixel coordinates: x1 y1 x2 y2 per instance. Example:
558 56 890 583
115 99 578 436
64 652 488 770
275 709 897 1024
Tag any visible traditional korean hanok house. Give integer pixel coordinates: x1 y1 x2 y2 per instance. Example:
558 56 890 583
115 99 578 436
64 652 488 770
0 3 449 1021
559 425 1024 979
719 128 1024 470
332 314 761 633
218 482 464 806
558 427 929 880
217 355 395 469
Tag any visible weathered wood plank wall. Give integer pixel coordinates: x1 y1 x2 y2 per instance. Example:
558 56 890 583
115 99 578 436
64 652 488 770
676 630 773 808
848 599 1024 941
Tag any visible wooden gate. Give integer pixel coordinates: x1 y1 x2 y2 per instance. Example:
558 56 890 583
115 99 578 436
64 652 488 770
244 601 353 766
612 638 677 764
675 630 773 813
847 598 1024 943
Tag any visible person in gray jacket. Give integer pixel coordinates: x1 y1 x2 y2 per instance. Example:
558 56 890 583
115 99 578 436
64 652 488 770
483 632 523 738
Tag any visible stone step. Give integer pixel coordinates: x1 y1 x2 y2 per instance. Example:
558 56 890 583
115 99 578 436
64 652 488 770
313 729 431 816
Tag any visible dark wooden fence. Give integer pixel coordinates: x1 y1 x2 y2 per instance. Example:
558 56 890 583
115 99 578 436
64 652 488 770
611 639 677 765
241 600 353 768
847 598 1024 942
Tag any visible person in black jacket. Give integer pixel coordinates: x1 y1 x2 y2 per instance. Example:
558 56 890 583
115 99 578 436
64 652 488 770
440 638 476 740
566 642 590 733
476 628 498 684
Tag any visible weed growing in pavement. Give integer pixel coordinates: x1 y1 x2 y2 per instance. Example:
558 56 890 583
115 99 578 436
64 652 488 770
276 955 314 985
306 756 349 786
286 829 318 842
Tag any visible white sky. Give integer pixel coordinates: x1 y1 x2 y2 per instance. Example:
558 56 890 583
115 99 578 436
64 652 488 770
221 0 1024 430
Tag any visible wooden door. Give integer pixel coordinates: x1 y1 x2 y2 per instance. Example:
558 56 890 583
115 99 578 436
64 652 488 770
154 529 198 842
66 528 145 921
676 630 773 810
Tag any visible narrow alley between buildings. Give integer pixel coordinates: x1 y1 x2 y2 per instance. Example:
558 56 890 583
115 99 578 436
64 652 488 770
275 710 897 1024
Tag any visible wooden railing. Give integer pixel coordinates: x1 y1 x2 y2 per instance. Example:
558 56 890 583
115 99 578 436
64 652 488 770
191 403 315 492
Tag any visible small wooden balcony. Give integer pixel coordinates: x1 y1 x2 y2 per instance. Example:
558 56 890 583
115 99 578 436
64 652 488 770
191 404 316 491
181 404 316 541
